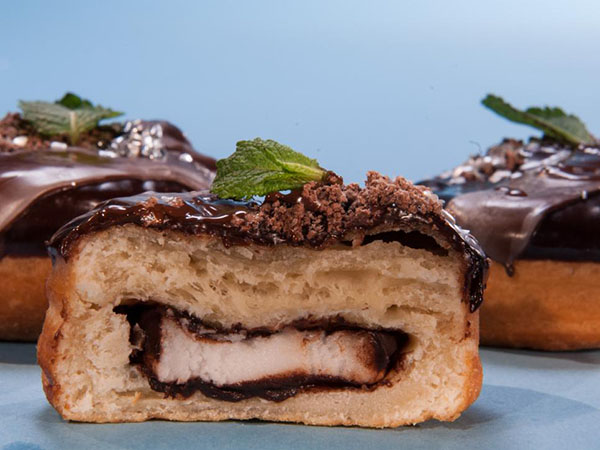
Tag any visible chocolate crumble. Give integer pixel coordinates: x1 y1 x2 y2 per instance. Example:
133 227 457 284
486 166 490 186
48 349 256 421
235 171 443 247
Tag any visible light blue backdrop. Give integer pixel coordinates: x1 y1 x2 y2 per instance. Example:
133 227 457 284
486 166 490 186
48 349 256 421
2 1 599 183
2 4 600 448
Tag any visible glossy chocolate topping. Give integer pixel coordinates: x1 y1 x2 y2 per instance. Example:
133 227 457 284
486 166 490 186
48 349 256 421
419 139 600 271
0 116 216 258
50 172 487 311
117 303 408 402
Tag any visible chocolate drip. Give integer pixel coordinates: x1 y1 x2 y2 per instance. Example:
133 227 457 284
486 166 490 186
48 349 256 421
117 303 408 402
419 139 600 270
0 119 215 258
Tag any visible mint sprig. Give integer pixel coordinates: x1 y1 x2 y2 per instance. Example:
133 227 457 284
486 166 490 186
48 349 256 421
482 94 595 146
211 138 328 200
19 93 123 145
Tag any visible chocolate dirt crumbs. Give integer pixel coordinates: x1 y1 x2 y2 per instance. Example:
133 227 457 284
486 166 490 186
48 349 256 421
234 171 444 246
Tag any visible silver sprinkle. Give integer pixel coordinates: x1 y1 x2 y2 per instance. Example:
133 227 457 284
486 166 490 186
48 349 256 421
126 140 142 157
448 176 466 185
488 170 512 184
12 135 28 147
452 165 470 178
179 153 194 163
50 141 68 150
519 160 542 171
142 135 155 147
582 190 588 200
150 124 163 138
108 120 167 160
98 149 118 158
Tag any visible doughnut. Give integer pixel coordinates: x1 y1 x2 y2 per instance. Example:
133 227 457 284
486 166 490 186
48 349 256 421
0 113 215 341
420 138 600 350
38 172 486 427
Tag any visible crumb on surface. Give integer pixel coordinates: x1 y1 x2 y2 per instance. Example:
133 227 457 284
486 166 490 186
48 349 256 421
234 171 443 245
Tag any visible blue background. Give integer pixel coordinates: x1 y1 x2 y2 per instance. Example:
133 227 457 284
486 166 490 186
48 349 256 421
2 2 600 449
2 0 600 183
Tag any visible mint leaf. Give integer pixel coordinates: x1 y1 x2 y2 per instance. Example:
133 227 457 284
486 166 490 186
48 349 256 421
57 92 93 109
482 94 595 146
19 93 123 144
211 138 328 200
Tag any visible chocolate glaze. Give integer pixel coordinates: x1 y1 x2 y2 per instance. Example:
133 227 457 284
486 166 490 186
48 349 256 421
0 120 215 258
116 303 407 402
49 173 487 312
3 180 187 256
419 139 600 271
49 192 257 259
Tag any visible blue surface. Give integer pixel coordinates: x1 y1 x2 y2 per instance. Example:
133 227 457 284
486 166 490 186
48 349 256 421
2 1 600 183
2 2 600 448
1 343 599 449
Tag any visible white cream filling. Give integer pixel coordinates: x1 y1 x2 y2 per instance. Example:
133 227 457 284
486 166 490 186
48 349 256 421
154 316 387 387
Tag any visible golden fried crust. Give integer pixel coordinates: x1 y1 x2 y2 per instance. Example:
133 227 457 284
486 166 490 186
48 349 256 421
0 255 52 341
457 314 482 417
481 260 600 350
38 257 70 414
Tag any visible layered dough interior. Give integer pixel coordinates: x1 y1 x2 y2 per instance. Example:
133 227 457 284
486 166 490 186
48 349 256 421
119 305 407 402
41 225 481 426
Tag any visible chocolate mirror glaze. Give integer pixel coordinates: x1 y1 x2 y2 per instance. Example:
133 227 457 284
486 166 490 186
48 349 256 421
0 120 216 258
419 139 600 270
116 303 408 403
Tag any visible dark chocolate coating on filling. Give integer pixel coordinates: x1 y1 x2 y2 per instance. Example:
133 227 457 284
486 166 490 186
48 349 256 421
419 139 600 270
48 175 487 312
116 303 407 402
0 120 216 258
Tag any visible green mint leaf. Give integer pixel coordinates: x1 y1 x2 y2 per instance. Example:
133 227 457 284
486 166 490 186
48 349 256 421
211 138 328 200
482 94 595 146
19 93 123 144
56 92 93 109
